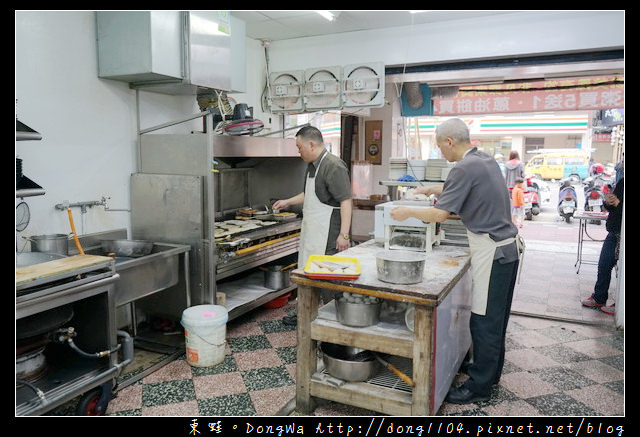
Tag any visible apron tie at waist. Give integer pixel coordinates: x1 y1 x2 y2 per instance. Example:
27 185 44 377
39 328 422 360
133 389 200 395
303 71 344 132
466 231 525 316
515 234 526 284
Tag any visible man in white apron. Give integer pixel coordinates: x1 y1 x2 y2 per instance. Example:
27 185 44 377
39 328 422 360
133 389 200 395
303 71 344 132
390 118 524 404
273 126 353 324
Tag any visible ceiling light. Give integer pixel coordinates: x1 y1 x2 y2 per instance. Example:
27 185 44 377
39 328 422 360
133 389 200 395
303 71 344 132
316 11 337 21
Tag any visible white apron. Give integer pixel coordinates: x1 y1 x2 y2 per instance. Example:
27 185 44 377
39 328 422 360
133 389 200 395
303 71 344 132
298 152 338 269
466 230 525 315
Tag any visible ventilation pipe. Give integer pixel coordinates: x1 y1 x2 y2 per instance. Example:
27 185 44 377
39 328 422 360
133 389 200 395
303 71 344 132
404 82 424 109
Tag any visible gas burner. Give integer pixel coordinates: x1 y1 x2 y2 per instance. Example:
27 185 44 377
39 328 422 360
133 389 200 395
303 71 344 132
16 306 74 382
16 344 48 382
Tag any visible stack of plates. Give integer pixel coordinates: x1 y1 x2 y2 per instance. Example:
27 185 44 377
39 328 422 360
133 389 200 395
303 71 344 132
389 157 407 180
407 160 427 180
425 159 448 181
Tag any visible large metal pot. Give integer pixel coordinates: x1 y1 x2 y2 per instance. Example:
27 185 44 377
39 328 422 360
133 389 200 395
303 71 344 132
262 264 294 290
100 239 154 257
27 234 70 255
335 294 381 327
320 342 380 382
376 250 426 284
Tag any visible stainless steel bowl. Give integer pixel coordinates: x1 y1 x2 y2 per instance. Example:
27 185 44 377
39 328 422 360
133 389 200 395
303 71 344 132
376 250 426 284
320 342 380 382
335 297 381 327
100 239 154 257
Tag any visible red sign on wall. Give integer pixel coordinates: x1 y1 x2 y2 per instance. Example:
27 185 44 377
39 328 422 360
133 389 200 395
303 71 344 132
433 76 624 116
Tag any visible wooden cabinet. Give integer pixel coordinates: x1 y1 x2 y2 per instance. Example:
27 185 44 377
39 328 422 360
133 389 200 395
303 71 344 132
291 241 472 415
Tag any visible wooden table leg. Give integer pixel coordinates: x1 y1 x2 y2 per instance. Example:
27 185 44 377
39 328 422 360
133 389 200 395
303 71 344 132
411 304 433 415
295 283 319 414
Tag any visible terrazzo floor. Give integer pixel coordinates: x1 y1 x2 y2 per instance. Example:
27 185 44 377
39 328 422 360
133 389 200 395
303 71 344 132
44 219 624 417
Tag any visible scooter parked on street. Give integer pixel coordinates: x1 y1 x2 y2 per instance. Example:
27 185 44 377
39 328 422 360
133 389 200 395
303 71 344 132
524 176 541 221
558 179 578 223
583 173 611 224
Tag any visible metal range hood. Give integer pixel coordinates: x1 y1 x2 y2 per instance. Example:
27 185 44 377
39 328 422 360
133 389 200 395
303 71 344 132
16 119 42 141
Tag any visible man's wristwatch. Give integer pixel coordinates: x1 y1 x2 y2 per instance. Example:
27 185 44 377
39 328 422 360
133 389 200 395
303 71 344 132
341 234 350 240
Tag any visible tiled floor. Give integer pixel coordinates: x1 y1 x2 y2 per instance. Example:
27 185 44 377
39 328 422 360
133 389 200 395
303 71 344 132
47 218 623 417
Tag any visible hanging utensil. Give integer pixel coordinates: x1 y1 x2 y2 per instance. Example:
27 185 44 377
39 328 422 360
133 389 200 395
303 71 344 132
16 202 30 232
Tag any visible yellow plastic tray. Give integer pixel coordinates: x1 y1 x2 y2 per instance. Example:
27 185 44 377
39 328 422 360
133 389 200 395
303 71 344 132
303 254 361 279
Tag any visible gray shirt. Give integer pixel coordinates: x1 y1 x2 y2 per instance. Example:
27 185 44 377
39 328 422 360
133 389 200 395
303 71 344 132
305 149 351 206
436 147 519 262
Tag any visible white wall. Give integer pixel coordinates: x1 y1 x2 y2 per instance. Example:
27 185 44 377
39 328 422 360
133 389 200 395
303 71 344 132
16 11 201 245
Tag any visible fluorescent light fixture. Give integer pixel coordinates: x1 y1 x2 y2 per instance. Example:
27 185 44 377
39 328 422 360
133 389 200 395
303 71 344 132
316 11 336 21
409 10 432 14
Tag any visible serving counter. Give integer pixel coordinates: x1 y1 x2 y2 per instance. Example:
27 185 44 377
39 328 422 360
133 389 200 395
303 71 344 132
291 240 472 415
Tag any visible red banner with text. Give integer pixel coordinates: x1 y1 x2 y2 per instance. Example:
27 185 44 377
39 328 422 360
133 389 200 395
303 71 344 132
433 76 624 116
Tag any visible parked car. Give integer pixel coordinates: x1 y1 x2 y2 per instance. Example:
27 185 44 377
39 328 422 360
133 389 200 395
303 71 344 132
525 151 589 182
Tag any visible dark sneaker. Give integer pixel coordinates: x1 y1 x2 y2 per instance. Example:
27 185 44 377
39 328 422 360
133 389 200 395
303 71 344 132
581 297 605 308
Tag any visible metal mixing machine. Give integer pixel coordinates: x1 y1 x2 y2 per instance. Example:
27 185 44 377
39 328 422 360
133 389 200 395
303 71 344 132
374 200 442 252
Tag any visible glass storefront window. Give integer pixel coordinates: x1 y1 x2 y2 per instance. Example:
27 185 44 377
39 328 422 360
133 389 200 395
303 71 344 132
284 111 342 157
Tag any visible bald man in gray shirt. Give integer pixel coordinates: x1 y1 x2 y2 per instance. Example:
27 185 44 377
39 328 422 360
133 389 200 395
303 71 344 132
390 118 522 404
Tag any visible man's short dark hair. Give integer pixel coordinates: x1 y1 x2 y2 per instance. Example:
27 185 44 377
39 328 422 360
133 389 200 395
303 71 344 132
296 125 324 144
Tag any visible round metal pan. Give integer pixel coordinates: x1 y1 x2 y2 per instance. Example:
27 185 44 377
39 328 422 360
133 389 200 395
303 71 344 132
100 239 153 257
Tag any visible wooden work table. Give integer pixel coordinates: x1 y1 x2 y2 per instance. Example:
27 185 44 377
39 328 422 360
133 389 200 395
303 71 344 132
291 240 472 415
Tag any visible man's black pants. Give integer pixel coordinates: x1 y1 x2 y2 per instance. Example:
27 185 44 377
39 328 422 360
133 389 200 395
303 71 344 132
465 258 519 396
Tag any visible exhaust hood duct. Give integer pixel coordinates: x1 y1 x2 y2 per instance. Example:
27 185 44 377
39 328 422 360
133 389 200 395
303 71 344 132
96 11 232 94
404 82 424 109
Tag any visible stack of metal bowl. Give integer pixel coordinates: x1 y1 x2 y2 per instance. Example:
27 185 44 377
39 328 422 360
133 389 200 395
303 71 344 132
334 292 381 327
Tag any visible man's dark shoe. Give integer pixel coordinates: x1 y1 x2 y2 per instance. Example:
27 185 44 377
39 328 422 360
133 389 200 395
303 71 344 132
445 386 490 404
282 315 297 326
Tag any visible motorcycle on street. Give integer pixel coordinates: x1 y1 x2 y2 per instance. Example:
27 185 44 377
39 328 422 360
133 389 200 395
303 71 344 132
524 176 541 221
583 173 612 224
558 178 578 223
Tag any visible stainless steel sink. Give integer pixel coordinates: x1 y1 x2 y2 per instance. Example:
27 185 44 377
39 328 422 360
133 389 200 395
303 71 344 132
75 230 191 307
88 242 190 307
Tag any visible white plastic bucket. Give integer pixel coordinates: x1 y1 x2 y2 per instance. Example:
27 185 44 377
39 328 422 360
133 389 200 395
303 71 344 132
180 305 228 367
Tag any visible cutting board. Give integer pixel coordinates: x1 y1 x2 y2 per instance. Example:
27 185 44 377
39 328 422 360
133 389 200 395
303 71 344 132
16 254 114 285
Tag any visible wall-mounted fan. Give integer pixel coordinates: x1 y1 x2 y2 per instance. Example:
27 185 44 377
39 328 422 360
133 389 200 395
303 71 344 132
268 70 304 113
303 66 342 110
342 62 385 108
